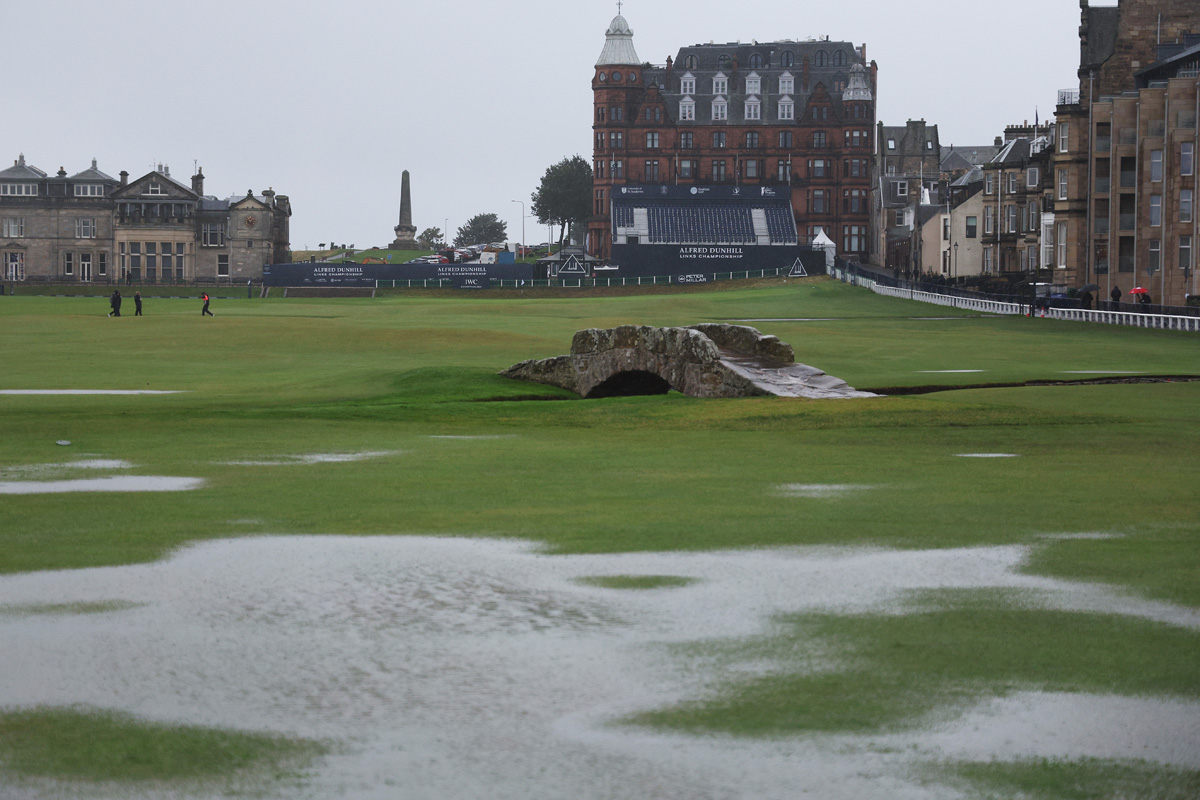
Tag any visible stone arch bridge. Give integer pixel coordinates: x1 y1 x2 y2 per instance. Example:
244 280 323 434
501 324 874 400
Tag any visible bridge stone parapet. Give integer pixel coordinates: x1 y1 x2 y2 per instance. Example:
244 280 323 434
502 324 874 400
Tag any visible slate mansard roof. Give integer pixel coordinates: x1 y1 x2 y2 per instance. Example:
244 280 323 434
636 40 869 126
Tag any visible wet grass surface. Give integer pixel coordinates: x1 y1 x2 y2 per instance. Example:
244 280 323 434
931 757 1200 800
575 575 699 590
0 707 326 784
2 279 1198 794
628 589 1200 735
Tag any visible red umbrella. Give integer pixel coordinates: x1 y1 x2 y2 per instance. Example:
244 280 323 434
1128 287 1148 294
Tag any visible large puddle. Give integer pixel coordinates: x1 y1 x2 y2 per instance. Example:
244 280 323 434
0 537 1197 799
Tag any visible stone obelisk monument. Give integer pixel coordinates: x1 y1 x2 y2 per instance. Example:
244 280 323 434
390 170 418 250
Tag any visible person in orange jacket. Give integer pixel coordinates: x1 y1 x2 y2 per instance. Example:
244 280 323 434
201 292 214 316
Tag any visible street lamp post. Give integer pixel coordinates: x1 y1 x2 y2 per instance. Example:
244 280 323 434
511 200 525 258
444 217 449 250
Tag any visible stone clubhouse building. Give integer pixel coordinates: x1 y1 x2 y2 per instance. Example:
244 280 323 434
1 155 291 285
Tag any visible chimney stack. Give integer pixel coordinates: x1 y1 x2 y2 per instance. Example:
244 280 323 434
191 167 205 195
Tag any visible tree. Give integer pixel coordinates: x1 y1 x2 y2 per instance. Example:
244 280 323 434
530 155 593 247
454 213 507 248
417 227 444 250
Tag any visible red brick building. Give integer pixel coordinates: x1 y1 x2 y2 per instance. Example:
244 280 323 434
588 13 877 261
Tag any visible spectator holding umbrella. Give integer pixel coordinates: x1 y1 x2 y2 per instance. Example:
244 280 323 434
1110 285 1122 309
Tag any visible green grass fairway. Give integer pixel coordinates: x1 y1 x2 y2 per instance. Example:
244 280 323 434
0 708 325 785
1 277 1198 794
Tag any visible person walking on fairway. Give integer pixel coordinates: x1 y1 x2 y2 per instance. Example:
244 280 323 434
201 292 213 316
109 289 122 317
134 291 143 316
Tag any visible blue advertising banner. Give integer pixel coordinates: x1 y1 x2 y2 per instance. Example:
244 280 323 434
263 262 533 286
607 244 822 278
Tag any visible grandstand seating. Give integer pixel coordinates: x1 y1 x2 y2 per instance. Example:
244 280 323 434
612 200 798 245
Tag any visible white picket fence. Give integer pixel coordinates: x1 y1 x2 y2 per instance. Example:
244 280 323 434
862 278 1200 333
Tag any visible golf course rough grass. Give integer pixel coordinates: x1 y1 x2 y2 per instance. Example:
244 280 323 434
0 707 326 785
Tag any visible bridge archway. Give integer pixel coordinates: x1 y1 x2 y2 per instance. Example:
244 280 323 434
583 369 673 398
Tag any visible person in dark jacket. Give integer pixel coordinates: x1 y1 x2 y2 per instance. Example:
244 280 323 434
1139 292 1152 306
201 292 213 316
134 291 142 316
1110 285 1122 308
109 290 122 317
1079 290 1093 310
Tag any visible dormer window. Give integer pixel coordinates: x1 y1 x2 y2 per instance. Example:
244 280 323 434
815 50 828 67
679 97 696 121
712 97 728 121
680 72 695 96
781 51 794 68
779 72 794 95
1 183 37 196
712 72 727 95
749 53 764 69
746 72 761 96
778 96 795 121
745 97 761 121
683 55 697 70
833 50 847 67
74 184 105 197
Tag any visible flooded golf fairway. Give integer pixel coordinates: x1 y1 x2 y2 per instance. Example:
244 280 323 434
1 536 1198 799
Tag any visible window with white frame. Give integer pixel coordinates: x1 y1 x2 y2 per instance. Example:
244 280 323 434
983 246 993 272
610 131 623 148
777 160 789 182
1182 189 1193 223
1028 244 1038 270
145 181 165 196
74 184 105 197
1057 222 1067 267
201 224 226 247
1150 195 1162 226
779 73 794 95
1182 143 1194 176
1181 236 1193 271
1149 239 1162 273
893 180 907 197
894 209 904 226
812 189 827 213
79 252 92 279
679 98 695 121
1058 169 1068 200
887 138 896 150
1043 221 1055 267
1150 150 1163 182
2 217 23 237
680 73 695 95
646 132 659 148
5 252 24 280
1006 205 1018 233
1027 199 1039 229
75 218 96 239
1027 167 1039 188
778 97 794 121
0 183 37 196
985 173 994 194
712 98 728 121
1058 123 1068 152
984 205 994 234
746 73 761 95
218 255 230 277
1007 172 1017 193
712 73 727 95
744 97 761 120
64 251 73 275
680 132 694 149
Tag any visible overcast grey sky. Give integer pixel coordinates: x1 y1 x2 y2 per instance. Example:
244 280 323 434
7 0 1099 251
